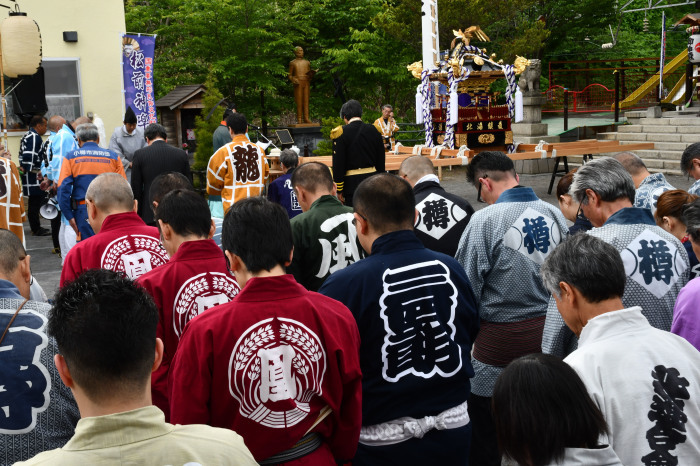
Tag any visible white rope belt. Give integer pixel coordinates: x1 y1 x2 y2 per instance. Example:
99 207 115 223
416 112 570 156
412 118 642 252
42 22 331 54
359 400 470 446
429 145 445 160
412 144 425 155
392 142 403 154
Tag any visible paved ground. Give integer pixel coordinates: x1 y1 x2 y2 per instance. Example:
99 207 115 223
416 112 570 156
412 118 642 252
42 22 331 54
27 168 697 300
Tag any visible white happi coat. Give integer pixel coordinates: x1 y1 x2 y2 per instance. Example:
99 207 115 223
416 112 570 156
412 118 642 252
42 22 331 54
565 307 700 466
542 207 688 357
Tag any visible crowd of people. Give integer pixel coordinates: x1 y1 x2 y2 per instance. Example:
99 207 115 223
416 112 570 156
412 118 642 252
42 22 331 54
1 98 700 466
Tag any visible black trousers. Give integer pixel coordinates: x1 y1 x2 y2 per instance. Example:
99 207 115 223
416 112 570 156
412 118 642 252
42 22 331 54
27 194 45 233
468 394 501 466
50 215 61 249
343 172 375 208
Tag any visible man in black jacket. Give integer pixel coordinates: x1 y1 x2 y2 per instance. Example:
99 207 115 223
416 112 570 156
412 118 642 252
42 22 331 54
399 155 474 257
331 100 385 207
131 123 191 225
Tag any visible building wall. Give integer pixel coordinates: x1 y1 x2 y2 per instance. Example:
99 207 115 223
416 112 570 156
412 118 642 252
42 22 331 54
6 0 126 163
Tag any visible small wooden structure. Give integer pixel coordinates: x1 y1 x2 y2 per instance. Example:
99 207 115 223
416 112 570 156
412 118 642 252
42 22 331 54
155 84 206 149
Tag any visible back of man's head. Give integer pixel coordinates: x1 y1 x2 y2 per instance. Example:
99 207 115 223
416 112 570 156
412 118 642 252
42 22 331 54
76 123 99 143
570 157 635 205
682 198 700 244
613 152 648 177
222 197 293 273
354 173 415 234
155 189 211 238
144 123 167 142
681 142 700 175
0 229 25 277
72 116 90 128
226 113 247 135
280 149 299 170
86 173 135 214
49 269 158 402
149 172 193 209
29 114 46 129
340 100 362 120
48 115 65 132
399 155 434 186
466 151 516 184
291 162 334 194
540 234 625 303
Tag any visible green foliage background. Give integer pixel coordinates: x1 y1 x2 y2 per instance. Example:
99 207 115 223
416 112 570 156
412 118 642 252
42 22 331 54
125 0 696 124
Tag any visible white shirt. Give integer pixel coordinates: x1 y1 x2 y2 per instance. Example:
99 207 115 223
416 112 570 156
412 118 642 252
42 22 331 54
565 307 700 466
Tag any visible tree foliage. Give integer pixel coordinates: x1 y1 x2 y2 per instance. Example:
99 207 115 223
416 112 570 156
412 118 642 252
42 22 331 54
125 0 697 120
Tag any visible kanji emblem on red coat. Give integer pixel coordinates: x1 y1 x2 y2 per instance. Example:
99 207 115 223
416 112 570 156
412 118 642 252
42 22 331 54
173 272 240 337
228 317 327 429
100 234 169 279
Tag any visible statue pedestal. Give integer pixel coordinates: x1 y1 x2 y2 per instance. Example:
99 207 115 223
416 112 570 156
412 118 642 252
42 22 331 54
286 125 323 155
511 93 560 174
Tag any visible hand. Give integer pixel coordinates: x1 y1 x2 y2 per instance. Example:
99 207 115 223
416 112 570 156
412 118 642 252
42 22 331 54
39 179 51 191
69 218 79 236
51 184 57 195
338 192 345 205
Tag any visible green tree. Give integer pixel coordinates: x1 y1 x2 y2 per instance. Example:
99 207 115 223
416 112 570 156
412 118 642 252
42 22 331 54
193 73 225 170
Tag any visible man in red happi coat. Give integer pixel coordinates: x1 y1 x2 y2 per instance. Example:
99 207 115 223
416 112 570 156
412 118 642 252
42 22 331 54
137 189 240 420
169 197 362 465
60 173 168 286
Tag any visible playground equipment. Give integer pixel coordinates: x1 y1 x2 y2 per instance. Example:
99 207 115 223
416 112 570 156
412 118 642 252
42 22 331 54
618 50 687 109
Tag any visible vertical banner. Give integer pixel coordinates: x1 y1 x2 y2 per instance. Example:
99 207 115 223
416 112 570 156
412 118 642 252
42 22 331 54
659 12 666 100
121 34 157 127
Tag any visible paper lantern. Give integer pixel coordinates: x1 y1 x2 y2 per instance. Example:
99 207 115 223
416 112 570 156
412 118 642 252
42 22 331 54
1 12 42 78
689 34 700 64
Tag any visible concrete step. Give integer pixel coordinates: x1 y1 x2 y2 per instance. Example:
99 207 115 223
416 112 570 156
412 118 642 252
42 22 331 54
668 118 700 126
622 141 689 151
624 110 646 118
638 118 670 125
618 124 643 133
634 149 684 160
642 125 676 133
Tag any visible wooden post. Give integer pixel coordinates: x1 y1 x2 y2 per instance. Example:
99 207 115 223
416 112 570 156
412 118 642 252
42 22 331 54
614 69 620 123
686 62 694 106
563 89 569 131
260 90 267 136
0 36 7 152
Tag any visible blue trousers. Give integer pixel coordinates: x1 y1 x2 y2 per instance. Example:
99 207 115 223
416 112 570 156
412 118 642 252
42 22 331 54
73 204 95 240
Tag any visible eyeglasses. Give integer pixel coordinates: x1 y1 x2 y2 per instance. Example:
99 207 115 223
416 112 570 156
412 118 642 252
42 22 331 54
352 212 367 227
476 173 488 203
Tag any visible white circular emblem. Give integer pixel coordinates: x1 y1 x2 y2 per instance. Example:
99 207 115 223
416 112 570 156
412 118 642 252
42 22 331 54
100 234 169 279
229 317 327 429
173 272 240 337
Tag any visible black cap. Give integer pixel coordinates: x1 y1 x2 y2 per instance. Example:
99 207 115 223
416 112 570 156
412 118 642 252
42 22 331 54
124 106 137 124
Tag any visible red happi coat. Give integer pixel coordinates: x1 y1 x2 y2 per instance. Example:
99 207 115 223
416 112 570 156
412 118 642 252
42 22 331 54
137 239 241 420
169 274 362 463
60 212 169 286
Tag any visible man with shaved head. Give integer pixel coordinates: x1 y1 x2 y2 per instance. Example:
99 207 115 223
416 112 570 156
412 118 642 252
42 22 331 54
288 161 362 290
60 173 168 285
399 155 474 256
0 229 79 464
613 152 674 213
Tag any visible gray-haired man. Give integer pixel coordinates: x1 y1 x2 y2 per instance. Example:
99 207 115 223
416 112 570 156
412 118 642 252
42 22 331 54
542 157 688 357
541 234 700 465
0 229 80 464
57 123 126 240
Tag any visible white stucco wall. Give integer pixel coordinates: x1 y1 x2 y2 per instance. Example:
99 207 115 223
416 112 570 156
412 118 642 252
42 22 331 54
5 0 126 163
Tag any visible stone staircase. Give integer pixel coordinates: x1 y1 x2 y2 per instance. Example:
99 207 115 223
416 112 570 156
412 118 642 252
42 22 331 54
595 109 700 175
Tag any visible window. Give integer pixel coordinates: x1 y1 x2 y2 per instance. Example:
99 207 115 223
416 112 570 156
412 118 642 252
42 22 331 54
4 58 82 131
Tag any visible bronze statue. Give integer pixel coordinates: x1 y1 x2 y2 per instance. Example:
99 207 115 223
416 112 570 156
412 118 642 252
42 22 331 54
288 46 315 124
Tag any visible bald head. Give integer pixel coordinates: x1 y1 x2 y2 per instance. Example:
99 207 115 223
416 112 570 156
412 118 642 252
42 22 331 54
399 156 435 186
72 116 91 128
48 115 66 132
0 229 25 277
86 173 135 214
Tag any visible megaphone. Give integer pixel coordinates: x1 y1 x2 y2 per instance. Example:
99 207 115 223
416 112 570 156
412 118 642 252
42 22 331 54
40 197 59 220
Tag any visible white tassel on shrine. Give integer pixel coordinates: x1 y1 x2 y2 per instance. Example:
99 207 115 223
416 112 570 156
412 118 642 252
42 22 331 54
416 85 423 124
449 88 458 126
